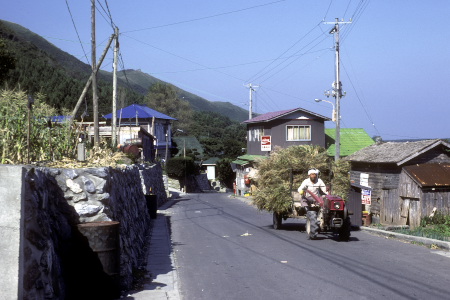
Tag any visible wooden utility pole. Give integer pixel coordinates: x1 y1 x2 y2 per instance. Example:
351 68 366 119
91 0 99 146
112 27 119 147
71 34 115 120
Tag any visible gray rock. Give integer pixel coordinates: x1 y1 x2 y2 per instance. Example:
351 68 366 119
85 167 109 178
63 169 79 180
72 192 88 203
74 203 102 217
66 179 82 194
82 176 96 193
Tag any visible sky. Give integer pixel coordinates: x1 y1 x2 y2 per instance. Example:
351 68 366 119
2 0 450 140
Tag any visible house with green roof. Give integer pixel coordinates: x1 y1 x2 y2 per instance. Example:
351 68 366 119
325 128 375 158
231 154 267 196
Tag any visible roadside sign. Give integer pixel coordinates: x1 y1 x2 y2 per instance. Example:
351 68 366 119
261 135 271 151
362 189 371 205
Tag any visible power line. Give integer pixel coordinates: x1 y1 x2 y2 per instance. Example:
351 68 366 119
65 0 90 65
96 0 115 29
122 0 287 34
323 0 333 20
121 33 245 82
245 22 322 83
340 60 380 136
258 35 331 84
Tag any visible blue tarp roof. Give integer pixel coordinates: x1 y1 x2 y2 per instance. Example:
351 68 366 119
103 104 177 121
50 115 72 123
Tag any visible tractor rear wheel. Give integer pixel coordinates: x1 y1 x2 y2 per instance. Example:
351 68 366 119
306 211 319 239
273 212 282 230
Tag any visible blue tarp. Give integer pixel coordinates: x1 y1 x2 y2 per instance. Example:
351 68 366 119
103 104 177 121
50 115 72 123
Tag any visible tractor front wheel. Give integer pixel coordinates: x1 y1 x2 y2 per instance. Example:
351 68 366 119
338 217 351 241
306 211 319 239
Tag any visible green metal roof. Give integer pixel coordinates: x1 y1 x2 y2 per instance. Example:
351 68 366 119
325 128 375 157
237 154 267 162
231 159 250 165
203 157 220 165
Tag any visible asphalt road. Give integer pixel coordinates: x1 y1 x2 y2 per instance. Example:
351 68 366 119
168 192 450 300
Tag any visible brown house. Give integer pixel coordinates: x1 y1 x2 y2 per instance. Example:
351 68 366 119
242 108 331 156
345 139 450 227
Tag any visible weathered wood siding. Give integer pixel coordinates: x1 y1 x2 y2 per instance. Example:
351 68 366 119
350 163 400 216
398 171 421 199
421 189 450 217
381 188 401 225
391 171 450 228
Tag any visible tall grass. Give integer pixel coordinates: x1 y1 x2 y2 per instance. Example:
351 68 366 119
0 89 79 164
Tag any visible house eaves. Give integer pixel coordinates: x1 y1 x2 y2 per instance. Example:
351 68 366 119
345 139 450 165
242 107 330 124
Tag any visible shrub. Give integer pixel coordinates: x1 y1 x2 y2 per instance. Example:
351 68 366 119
165 156 197 178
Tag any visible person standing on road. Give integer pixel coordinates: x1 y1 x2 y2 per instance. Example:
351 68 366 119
298 169 327 207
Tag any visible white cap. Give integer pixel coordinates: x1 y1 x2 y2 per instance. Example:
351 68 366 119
308 169 319 175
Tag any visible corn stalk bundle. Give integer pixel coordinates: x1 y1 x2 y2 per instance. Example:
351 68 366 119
252 145 350 213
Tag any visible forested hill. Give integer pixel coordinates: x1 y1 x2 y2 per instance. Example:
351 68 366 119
0 20 249 121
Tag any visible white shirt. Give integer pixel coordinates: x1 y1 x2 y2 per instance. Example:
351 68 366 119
298 178 327 197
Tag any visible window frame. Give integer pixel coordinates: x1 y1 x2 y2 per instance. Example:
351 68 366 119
286 125 311 141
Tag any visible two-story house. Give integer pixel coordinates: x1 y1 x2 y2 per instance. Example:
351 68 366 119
232 108 330 196
242 107 331 155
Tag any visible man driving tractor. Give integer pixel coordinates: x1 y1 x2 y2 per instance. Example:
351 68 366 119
298 168 327 208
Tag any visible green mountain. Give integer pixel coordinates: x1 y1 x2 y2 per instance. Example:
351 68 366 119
0 20 249 122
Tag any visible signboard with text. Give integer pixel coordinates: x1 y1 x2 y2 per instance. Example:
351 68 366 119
362 189 372 205
261 135 271 151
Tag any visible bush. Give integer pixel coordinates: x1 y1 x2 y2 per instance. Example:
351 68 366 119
165 156 197 178
216 158 234 188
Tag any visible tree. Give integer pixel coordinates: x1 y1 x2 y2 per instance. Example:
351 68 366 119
0 38 16 85
216 158 235 188
143 82 193 132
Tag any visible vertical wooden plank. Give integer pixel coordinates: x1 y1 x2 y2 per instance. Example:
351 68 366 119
409 199 421 229
400 198 410 226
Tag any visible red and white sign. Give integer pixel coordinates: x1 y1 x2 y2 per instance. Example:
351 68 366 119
261 135 271 151
362 189 371 205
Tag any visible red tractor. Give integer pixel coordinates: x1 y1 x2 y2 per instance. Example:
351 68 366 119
273 186 352 241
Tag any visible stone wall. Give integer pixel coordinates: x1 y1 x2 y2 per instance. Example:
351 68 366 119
0 163 167 299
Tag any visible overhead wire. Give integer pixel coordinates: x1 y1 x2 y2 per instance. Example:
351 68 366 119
121 0 287 34
323 0 333 20
121 33 245 83
258 34 331 84
245 22 323 83
65 0 90 65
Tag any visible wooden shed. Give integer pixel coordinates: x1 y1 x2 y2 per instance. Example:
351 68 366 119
398 164 450 228
344 139 450 226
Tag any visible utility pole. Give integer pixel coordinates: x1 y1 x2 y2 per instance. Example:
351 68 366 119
70 34 115 120
112 27 119 147
91 0 99 146
323 18 351 161
245 83 259 120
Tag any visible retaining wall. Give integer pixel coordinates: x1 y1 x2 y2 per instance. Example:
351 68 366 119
0 163 167 299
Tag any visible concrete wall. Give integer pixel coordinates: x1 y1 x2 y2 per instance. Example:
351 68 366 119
0 166 25 300
0 163 167 299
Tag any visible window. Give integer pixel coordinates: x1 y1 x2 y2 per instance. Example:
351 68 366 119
286 125 311 141
249 126 264 141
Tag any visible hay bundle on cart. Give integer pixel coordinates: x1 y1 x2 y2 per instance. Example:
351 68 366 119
252 145 350 214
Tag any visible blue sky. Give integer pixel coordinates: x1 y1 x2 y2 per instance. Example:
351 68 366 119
2 1 450 140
